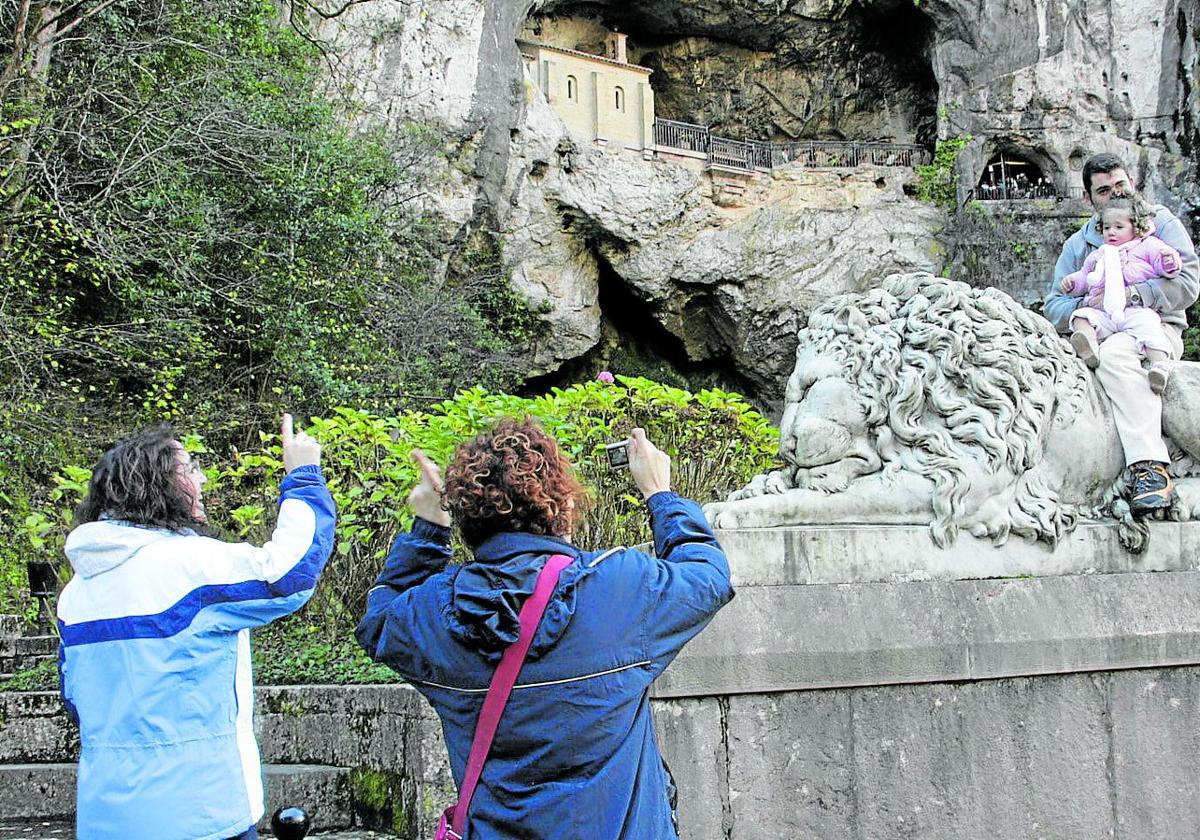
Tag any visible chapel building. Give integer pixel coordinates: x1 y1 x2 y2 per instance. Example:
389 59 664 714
519 32 655 154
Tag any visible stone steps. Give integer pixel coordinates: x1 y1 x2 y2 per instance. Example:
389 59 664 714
0 764 355 830
0 819 74 839
0 632 57 685
0 693 78 764
0 687 449 836
0 638 58 658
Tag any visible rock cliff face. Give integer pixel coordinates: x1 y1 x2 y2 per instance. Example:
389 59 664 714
320 0 1200 408
929 0 1200 215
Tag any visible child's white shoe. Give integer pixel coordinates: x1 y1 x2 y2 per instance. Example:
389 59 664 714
1070 330 1100 369
1148 362 1170 396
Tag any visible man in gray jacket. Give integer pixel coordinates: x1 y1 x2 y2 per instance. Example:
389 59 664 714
1044 153 1199 514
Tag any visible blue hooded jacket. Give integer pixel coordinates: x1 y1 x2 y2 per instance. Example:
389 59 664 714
356 491 733 840
58 465 336 840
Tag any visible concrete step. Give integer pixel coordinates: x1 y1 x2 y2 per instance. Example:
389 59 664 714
0 616 24 639
0 638 57 658
0 686 440 766
0 694 79 764
0 656 55 676
0 687 450 834
0 764 355 830
0 819 74 839
0 637 58 680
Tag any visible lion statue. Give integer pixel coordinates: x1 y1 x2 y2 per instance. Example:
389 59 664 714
705 273 1200 551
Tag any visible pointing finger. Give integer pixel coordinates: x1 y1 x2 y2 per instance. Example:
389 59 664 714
281 413 294 445
412 449 444 491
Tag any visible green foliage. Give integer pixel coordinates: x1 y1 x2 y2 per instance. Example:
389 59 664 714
0 659 58 692
1185 304 1200 361
915 134 971 210
349 768 409 834
0 0 540 619
16 377 777 675
251 618 400 686
215 377 776 635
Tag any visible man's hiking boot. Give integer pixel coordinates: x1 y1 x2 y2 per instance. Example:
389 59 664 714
1129 461 1176 516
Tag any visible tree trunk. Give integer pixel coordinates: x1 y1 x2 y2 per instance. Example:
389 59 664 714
3 1 61 221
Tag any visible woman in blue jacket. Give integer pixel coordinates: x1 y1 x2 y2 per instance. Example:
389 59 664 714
58 415 335 840
357 418 734 839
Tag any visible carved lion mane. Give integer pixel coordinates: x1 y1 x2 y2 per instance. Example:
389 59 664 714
706 272 1200 549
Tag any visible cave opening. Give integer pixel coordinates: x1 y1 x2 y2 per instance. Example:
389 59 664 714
520 244 760 406
976 152 1055 200
522 0 938 148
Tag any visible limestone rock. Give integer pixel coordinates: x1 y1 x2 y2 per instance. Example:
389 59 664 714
514 128 944 393
317 0 1199 401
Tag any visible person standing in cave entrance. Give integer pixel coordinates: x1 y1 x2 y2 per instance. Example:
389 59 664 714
1045 152 1199 516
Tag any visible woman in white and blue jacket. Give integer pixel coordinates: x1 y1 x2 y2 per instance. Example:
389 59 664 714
57 415 335 840
357 418 734 839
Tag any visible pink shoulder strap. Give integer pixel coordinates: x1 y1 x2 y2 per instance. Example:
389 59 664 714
449 553 574 838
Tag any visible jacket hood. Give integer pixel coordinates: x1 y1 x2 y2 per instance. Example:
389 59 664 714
447 532 589 660
64 520 181 578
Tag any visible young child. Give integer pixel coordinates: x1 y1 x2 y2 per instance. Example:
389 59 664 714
1060 192 1182 394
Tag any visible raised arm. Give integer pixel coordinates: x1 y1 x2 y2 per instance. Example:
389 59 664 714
625 429 734 676
203 415 336 630
356 450 454 661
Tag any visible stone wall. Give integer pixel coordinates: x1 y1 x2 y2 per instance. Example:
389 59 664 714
4 522 1200 837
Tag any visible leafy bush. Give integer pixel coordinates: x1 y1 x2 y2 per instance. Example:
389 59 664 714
251 620 400 686
12 377 777 675
915 134 971 210
1185 300 1200 361
213 377 778 638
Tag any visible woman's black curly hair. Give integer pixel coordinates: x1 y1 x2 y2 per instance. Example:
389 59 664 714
75 424 201 532
443 417 591 547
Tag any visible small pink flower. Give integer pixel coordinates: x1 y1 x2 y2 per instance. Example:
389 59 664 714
596 371 615 384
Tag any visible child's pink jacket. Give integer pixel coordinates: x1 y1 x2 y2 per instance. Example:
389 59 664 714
1064 234 1181 294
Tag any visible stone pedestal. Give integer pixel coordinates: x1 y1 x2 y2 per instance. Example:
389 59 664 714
648 522 1200 839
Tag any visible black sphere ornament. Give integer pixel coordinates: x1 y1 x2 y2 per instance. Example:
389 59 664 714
271 806 311 840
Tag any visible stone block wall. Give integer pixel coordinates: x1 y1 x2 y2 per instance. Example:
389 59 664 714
5 522 1200 838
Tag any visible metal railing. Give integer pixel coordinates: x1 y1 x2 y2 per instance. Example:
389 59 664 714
965 185 1086 203
709 136 756 170
653 118 932 172
653 118 709 154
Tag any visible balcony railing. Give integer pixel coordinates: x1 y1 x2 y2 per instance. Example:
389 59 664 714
964 185 1085 203
653 118 932 173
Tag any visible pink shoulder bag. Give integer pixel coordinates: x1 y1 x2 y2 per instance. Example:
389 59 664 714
434 553 573 840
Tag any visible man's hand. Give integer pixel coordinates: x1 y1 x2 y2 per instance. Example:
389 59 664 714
281 413 321 474
409 449 451 527
628 428 671 500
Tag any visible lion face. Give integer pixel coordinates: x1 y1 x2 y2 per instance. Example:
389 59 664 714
780 358 869 469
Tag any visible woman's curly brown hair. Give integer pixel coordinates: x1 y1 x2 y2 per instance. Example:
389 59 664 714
443 417 591 547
